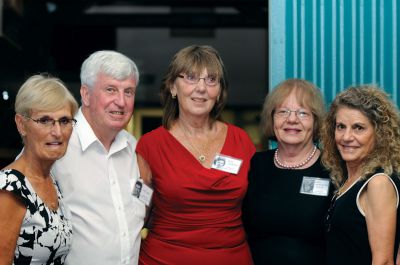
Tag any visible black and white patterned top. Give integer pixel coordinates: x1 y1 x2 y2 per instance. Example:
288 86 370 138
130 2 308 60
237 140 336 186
0 169 72 265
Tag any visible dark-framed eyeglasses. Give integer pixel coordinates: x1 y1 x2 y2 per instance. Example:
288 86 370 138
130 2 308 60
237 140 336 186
24 115 77 129
274 108 312 120
177 74 219 87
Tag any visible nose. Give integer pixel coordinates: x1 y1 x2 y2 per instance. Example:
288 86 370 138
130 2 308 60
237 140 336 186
286 111 298 122
114 90 126 106
195 78 207 92
50 122 63 136
342 128 354 141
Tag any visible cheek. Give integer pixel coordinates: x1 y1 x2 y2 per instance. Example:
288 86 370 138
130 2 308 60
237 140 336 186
63 129 73 139
334 131 341 144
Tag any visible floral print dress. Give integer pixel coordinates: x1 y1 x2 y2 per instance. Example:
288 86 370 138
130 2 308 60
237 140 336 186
0 169 72 265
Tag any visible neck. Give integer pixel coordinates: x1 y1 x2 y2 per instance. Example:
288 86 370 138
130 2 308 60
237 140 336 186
275 143 318 169
15 152 52 180
277 142 315 162
177 116 214 135
82 107 116 151
346 162 362 180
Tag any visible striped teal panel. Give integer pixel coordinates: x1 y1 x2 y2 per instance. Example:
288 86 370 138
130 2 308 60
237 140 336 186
269 0 399 106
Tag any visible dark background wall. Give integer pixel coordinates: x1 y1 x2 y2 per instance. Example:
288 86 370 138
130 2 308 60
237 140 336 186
0 0 268 167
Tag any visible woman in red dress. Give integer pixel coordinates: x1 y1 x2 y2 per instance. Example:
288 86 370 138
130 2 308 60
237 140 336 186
136 45 255 265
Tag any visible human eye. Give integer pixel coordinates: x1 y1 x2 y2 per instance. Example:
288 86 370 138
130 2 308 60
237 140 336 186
124 88 135 97
298 110 311 118
105 87 117 94
275 109 289 116
335 123 345 130
37 117 54 125
206 76 218 85
185 74 197 82
58 117 71 126
353 124 365 132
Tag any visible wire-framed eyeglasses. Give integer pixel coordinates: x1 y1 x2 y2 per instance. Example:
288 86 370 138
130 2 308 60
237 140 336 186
274 108 312 120
24 115 77 128
177 74 219 86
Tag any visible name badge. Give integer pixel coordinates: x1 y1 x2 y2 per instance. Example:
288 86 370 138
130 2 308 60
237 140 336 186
299 176 330 196
132 179 153 206
211 154 243 174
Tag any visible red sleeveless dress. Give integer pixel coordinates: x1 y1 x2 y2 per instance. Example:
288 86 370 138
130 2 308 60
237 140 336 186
136 124 255 265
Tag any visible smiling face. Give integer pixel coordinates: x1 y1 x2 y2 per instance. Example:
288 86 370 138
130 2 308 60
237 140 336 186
81 72 137 139
334 107 376 167
273 91 315 147
16 106 74 162
171 68 220 119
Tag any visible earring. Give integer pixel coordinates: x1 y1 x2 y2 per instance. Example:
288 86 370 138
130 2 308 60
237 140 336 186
172 93 176 99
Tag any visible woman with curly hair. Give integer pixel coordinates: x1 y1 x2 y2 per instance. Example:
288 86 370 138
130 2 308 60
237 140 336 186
321 85 400 265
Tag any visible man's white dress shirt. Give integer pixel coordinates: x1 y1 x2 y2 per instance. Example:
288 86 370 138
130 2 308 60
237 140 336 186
52 109 145 265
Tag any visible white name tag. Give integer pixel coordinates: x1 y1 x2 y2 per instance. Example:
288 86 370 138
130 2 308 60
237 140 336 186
211 154 243 174
132 179 153 206
299 176 330 196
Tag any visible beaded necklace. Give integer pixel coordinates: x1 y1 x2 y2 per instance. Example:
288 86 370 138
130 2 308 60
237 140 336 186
274 145 317 169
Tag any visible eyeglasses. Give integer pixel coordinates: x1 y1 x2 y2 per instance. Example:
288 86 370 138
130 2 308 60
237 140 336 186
24 115 77 128
274 108 312 120
325 194 337 232
177 74 219 86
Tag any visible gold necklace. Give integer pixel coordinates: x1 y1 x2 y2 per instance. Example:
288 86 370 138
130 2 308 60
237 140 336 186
179 123 209 163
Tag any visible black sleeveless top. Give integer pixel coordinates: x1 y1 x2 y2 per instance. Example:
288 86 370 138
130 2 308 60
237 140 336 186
242 150 333 265
326 172 400 265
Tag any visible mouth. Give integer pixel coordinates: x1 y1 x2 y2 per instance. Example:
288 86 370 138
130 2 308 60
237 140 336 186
191 97 207 102
109 111 125 115
45 141 63 146
340 145 359 151
283 128 301 133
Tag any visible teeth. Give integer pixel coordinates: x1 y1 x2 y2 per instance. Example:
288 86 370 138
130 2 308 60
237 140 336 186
111 111 124 115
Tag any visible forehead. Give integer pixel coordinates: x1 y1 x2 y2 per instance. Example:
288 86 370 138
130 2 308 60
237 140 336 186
95 72 137 87
278 91 308 108
335 107 371 123
31 106 73 117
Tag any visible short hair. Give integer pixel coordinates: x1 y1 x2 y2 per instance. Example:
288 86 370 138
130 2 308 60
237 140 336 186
80 50 139 88
160 45 228 129
261 78 325 142
321 85 400 188
15 74 78 117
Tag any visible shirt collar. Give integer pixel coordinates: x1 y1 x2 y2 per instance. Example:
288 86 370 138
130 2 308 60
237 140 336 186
75 108 132 155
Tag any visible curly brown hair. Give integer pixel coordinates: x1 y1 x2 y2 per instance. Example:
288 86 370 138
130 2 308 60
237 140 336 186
321 85 400 188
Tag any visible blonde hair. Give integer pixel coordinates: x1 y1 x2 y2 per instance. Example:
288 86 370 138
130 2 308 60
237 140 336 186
261 78 325 141
321 85 400 188
15 74 78 117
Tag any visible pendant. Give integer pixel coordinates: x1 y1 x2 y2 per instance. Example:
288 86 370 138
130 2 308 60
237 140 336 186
198 155 206 163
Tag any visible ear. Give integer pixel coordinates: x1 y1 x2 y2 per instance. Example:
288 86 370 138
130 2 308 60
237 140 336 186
80 85 90 107
170 84 177 98
15 114 27 137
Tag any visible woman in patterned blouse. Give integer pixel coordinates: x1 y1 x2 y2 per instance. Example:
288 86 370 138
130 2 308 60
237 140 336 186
0 74 78 264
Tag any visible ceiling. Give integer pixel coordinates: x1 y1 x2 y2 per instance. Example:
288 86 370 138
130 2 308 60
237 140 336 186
0 0 268 106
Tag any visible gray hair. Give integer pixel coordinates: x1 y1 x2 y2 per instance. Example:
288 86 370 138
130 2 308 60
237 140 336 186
80 50 140 88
